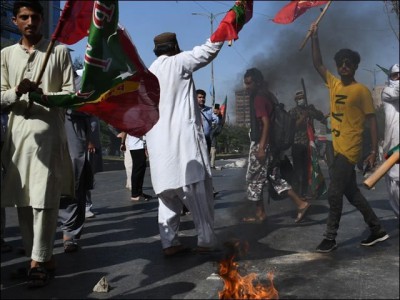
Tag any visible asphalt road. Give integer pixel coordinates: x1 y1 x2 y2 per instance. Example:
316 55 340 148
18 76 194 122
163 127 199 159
1 158 399 299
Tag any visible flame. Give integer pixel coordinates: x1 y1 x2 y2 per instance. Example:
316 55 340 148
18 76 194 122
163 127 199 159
218 255 279 299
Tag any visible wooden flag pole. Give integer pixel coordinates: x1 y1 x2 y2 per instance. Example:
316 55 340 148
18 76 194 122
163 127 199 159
299 1 332 51
363 151 400 189
24 39 57 119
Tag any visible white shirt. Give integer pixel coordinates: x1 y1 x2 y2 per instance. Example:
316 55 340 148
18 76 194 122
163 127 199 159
126 134 145 151
146 38 223 194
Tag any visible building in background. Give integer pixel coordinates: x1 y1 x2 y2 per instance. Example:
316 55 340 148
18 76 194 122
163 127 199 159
235 89 250 127
1 0 61 49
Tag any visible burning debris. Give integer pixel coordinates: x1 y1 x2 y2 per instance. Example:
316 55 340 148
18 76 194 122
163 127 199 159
218 239 279 299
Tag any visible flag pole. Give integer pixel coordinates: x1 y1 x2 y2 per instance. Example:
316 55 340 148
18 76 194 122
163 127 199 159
23 40 57 119
298 1 332 51
301 78 308 106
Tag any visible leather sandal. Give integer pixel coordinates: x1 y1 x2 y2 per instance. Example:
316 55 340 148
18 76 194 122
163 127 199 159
27 266 49 288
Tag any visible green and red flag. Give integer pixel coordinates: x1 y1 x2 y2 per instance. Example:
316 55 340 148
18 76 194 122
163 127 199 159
210 0 253 43
220 95 228 125
30 0 160 137
272 1 328 24
306 122 327 199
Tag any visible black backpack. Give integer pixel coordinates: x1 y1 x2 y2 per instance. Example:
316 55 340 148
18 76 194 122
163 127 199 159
267 92 296 152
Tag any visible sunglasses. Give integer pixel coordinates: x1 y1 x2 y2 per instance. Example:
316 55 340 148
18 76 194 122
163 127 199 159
336 59 355 68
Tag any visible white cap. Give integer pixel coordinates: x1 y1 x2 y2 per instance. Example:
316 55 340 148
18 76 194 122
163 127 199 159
389 64 399 74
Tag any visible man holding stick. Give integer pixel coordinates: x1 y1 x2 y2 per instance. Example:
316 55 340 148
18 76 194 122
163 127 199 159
309 22 389 253
1 0 74 287
381 64 399 217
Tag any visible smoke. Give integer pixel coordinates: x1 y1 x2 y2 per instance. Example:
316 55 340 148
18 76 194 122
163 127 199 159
237 1 399 114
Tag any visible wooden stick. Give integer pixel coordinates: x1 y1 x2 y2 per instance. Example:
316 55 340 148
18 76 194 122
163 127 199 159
299 1 332 51
363 151 400 189
301 77 308 106
23 39 57 119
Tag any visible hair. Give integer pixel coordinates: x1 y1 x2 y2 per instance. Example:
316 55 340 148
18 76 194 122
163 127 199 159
153 43 180 57
196 89 206 97
244 68 264 85
334 49 360 66
13 1 44 17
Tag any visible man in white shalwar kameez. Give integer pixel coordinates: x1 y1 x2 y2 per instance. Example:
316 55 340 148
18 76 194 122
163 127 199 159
0 1 74 287
147 32 223 256
381 64 399 218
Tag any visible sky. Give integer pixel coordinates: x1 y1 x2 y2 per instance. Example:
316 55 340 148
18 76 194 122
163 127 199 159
64 1 399 123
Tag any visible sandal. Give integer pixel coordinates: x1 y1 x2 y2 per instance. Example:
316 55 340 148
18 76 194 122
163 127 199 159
295 202 311 223
64 239 79 253
27 266 49 288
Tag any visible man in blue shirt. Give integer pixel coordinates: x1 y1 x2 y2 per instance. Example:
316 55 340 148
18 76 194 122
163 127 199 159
196 89 220 153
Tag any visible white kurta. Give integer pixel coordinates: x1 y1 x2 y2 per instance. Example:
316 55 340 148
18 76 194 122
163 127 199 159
1 38 75 209
382 82 399 180
147 39 223 194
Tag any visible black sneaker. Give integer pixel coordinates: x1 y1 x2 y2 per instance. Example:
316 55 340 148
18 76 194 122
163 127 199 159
361 231 389 246
142 193 153 201
316 239 337 253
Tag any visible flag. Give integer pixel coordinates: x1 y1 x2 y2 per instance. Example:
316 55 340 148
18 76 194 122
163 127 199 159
53 0 94 45
210 0 253 43
220 95 228 125
385 144 400 161
209 84 215 107
272 1 328 24
306 122 327 199
376 64 391 76
30 0 160 137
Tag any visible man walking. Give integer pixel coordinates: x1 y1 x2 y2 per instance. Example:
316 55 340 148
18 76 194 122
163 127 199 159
309 22 389 253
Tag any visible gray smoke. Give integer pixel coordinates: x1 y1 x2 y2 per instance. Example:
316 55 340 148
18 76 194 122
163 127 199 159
238 1 399 114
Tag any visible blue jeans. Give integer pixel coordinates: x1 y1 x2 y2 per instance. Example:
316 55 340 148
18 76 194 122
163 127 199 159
324 154 382 240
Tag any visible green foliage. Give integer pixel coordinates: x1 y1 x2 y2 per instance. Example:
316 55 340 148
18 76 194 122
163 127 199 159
216 124 249 154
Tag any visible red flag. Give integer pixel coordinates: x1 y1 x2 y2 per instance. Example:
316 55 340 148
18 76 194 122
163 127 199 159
272 1 328 24
210 0 253 43
53 0 94 44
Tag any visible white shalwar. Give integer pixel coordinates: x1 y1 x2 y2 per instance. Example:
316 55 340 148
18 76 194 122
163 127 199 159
147 38 223 249
381 64 399 218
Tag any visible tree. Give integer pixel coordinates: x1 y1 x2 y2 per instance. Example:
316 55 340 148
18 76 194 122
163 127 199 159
216 124 249 154
72 56 84 71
